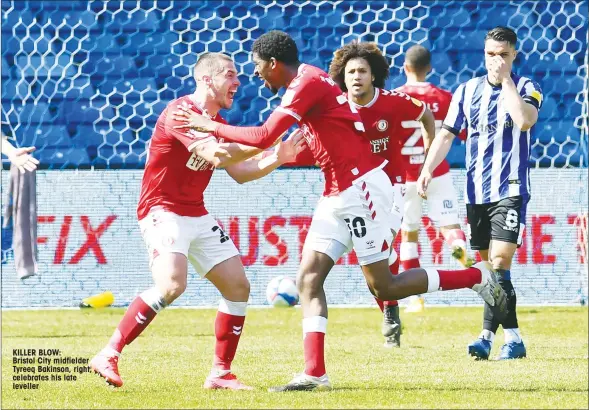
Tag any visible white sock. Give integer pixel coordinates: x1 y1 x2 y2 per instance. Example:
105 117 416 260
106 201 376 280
400 242 419 261
479 329 495 344
219 298 247 316
209 368 231 378
504 328 522 344
140 287 167 313
101 346 121 357
302 316 327 339
424 268 440 293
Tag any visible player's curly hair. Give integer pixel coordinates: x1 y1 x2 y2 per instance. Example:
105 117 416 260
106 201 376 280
252 30 299 65
329 42 390 92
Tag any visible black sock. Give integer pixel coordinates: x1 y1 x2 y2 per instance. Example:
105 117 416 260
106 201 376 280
483 269 518 334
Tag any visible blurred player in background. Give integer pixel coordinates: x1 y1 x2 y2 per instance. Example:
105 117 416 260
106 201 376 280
418 27 543 360
328 41 437 348
90 52 304 390
396 45 473 311
175 30 508 391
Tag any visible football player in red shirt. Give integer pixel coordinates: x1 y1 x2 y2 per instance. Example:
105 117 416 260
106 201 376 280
90 52 304 390
396 45 473 313
174 31 507 392
397 45 471 270
329 41 436 348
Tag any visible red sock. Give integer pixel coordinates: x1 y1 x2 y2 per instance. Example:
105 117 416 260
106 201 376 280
214 311 246 370
304 332 326 377
401 257 421 271
112 296 158 353
437 267 482 291
374 298 385 312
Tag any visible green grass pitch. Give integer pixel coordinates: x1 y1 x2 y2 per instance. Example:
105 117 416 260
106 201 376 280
2 306 587 409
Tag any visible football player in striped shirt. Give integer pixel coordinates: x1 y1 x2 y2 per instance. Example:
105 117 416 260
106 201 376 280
418 27 543 360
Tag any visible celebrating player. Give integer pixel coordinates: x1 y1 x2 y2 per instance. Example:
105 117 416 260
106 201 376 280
90 52 304 390
174 30 507 391
328 41 437 348
417 27 543 360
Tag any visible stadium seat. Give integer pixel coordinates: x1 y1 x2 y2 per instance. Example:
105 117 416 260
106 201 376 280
2 10 38 32
38 77 95 101
60 99 115 124
92 55 138 78
14 125 72 148
38 147 90 167
103 10 161 32
447 144 466 168
71 125 108 148
539 97 558 121
42 9 97 28
2 78 29 99
15 102 58 123
15 55 77 78
1 57 11 78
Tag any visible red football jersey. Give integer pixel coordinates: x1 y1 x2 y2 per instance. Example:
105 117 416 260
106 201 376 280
349 88 426 185
278 64 385 196
137 95 225 220
395 82 457 182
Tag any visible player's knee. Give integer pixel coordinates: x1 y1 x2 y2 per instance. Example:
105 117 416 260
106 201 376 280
160 278 187 304
490 253 514 270
297 271 322 295
231 276 250 300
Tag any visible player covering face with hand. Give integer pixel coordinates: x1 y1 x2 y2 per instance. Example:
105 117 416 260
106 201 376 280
90 52 304 390
175 31 508 392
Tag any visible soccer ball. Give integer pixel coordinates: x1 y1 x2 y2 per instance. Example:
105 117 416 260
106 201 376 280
266 276 299 307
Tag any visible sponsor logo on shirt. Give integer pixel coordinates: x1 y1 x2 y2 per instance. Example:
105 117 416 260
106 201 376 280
370 137 389 153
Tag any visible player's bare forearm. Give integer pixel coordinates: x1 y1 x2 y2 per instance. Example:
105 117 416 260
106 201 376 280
422 128 455 174
218 143 264 164
501 76 539 131
224 151 283 184
419 108 436 153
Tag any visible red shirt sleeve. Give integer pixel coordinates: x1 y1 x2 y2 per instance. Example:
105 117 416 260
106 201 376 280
276 72 327 121
213 109 297 150
164 109 215 151
392 90 427 121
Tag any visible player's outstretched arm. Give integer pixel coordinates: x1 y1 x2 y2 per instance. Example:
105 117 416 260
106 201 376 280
173 107 297 150
192 139 263 169
225 130 305 184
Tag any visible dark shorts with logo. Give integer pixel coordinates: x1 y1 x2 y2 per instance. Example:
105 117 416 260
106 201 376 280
466 195 529 251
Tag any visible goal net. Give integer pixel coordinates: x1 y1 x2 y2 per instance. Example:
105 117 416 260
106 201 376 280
1 0 587 308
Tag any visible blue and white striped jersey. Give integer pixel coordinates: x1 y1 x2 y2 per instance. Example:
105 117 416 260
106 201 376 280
443 74 543 204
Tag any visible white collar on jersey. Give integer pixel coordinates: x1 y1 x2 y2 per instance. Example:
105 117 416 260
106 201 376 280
188 94 217 119
349 87 380 108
